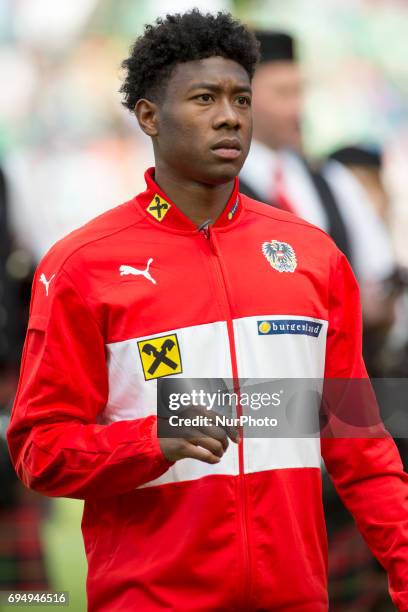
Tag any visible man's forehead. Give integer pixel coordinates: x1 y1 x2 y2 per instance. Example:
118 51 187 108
168 56 251 91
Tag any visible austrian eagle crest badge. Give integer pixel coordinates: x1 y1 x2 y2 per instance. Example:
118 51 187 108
262 240 297 273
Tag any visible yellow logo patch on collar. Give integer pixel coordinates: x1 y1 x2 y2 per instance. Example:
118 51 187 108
138 333 182 381
147 194 171 222
227 197 239 221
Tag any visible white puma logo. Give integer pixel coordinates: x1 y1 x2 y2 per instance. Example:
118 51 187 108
119 258 157 285
39 273 55 296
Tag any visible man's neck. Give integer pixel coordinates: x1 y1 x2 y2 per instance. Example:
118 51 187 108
154 163 235 227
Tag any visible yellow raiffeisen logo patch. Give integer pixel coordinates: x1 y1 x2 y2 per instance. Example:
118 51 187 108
138 333 182 381
146 194 171 222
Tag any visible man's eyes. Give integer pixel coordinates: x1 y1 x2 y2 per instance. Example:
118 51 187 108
236 95 251 106
195 93 213 102
193 94 251 105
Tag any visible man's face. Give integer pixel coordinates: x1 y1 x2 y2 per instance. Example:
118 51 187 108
152 56 253 185
251 60 302 151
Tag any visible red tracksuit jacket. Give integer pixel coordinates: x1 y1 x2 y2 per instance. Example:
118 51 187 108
7 168 408 611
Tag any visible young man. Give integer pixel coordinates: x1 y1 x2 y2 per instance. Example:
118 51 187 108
7 11 408 612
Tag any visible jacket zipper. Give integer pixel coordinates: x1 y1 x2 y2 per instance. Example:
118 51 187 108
200 225 252 610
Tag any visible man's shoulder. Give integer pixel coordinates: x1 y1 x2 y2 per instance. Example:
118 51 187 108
37 198 143 278
240 192 338 249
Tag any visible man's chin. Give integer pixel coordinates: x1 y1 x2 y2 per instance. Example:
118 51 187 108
200 159 243 185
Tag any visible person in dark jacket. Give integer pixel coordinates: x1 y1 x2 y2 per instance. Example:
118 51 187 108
0 165 48 590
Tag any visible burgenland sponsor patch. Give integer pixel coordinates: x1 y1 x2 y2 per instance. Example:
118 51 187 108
258 319 322 338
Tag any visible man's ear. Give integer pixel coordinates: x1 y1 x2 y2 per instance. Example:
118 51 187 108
135 98 159 137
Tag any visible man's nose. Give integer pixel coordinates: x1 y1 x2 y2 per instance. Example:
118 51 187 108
213 99 241 129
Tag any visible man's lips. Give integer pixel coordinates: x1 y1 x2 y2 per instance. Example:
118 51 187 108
211 139 242 160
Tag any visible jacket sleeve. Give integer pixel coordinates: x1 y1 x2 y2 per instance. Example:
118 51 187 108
321 251 408 611
6 265 173 500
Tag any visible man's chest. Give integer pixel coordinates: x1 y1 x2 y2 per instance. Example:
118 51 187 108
92 227 329 343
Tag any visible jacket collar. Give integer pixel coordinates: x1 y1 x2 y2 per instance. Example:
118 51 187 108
134 167 242 231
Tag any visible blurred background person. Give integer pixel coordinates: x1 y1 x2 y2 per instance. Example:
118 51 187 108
324 145 408 377
240 31 351 258
0 164 49 592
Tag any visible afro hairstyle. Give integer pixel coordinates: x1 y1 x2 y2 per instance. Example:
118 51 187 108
120 10 260 111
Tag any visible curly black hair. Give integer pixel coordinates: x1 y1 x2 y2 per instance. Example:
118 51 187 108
120 10 260 111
